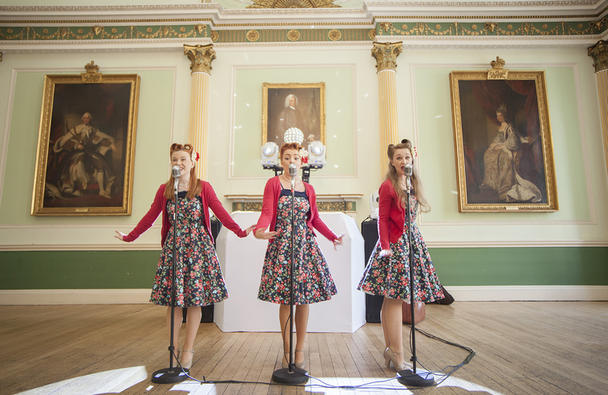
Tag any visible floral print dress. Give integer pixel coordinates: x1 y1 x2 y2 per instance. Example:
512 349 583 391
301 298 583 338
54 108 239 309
150 191 228 307
258 188 337 305
358 194 444 303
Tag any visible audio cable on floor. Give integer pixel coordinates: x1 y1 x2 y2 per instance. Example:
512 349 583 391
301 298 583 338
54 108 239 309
163 324 475 390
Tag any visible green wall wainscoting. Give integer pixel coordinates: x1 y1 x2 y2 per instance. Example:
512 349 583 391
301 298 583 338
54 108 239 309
0 247 606 289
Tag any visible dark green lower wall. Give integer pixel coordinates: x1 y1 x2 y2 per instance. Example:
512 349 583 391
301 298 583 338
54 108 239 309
0 247 606 289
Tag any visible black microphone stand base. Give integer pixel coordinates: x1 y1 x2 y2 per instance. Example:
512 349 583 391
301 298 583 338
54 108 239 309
272 366 308 385
397 369 435 387
151 367 189 384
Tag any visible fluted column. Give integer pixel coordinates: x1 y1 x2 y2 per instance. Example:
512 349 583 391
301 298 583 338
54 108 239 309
372 41 403 177
588 40 608 176
184 44 216 180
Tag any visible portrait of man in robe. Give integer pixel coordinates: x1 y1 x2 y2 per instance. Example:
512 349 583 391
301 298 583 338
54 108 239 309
32 72 139 216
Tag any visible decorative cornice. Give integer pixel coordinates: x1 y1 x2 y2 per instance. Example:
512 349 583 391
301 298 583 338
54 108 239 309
248 0 341 7
371 41 402 72
0 3 606 46
184 43 216 73
375 18 608 37
588 39 608 71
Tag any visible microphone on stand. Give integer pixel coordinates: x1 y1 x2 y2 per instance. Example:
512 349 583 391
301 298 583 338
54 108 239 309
288 163 297 190
398 159 435 387
172 166 181 189
404 164 413 191
152 168 187 383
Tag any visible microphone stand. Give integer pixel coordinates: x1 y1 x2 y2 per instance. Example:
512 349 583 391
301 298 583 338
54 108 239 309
152 175 188 384
398 169 435 387
272 170 308 385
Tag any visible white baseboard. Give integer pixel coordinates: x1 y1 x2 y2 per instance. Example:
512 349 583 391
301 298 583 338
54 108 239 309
445 285 608 301
0 286 606 305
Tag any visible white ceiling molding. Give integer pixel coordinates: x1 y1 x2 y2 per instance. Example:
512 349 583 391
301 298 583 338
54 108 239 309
1 1 607 25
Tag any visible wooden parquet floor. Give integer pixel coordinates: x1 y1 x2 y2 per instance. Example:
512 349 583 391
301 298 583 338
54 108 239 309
0 302 606 394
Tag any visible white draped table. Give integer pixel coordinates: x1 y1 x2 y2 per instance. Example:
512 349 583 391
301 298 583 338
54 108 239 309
214 212 365 333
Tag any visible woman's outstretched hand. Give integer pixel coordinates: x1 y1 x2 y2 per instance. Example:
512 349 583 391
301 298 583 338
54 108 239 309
333 234 344 250
254 228 279 240
114 230 127 241
243 225 256 236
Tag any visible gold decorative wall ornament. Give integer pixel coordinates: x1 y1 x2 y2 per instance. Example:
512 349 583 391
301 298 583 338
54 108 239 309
248 0 340 8
81 60 102 83
488 56 508 79
246 30 260 42
484 22 497 32
371 41 403 72
328 29 341 41
92 26 103 36
195 24 205 35
184 44 216 73
287 29 300 41
588 40 608 73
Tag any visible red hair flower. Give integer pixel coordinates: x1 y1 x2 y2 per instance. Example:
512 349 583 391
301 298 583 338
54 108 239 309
192 151 200 162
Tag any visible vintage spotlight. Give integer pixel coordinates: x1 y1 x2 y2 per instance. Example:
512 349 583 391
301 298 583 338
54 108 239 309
260 129 327 183
307 140 326 169
261 141 279 169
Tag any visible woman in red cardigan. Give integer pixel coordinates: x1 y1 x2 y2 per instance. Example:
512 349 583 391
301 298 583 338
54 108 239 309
115 143 252 369
254 142 343 370
358 139 443 371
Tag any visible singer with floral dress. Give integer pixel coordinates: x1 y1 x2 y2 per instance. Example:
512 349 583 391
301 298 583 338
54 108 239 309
358 139 444 372
254 142 343 370
115 143 253 369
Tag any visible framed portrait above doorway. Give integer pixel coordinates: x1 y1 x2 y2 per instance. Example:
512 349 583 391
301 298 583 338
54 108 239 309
31 61 140 216
262 82 326 146
449 58 558 212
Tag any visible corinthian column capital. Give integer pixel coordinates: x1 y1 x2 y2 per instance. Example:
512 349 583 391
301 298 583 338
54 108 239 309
371 41 403 73
588 40 608 73
184 44 216 73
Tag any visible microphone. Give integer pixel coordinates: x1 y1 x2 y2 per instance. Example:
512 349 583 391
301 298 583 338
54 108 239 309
404 164 413 177
172 166 180 193
288 163 297 189
404 164 413 191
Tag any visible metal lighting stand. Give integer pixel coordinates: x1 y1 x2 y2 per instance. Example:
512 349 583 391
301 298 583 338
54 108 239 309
271 173 308 385
397 170 435 388
152 179 188 384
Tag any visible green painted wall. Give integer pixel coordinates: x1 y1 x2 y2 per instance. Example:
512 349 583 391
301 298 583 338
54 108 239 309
0 45 606 291
1 247 606 289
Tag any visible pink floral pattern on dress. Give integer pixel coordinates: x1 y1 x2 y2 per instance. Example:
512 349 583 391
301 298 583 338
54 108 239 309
358 195 444 302
258 190 337 305
150 193 228 307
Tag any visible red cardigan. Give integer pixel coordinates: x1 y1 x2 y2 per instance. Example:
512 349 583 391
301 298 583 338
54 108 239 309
378 179 412 250
123 181 247 246
255 176 338 241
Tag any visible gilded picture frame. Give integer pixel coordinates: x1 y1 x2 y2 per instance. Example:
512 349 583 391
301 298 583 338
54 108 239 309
262 82 326 146
449 58 558 212
32 62 140 216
